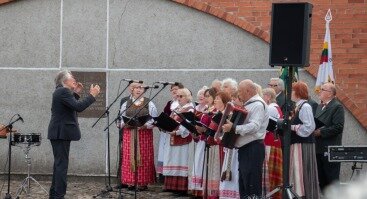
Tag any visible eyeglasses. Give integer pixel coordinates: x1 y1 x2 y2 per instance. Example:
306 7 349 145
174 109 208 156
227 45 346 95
178 95 186 98
321 88 332 92
268 84 278 87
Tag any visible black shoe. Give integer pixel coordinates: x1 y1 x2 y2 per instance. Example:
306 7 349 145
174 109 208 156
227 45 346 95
173 191 188 197
158 174 165 184
138 186 148 191
127 186 135 191
114 183 128 189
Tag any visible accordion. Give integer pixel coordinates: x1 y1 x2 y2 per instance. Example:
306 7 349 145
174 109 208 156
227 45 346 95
214 102 248 149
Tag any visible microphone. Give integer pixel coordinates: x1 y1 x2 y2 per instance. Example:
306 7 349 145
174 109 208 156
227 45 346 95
122 79 143 83
141 85 159 89
154 81 180 86
17 114 24 123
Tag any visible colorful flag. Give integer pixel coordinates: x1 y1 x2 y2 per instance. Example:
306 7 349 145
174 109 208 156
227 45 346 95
279 66 299 89
315 9 335 93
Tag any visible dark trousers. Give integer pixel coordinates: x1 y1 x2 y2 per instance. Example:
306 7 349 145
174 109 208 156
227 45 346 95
316 153 340 191
238 140 265 198
49 140 71 199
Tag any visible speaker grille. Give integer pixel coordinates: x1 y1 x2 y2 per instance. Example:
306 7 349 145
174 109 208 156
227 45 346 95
269 3 312 67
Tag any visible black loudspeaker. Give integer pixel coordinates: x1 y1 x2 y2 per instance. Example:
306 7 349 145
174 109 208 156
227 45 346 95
269 3 313 67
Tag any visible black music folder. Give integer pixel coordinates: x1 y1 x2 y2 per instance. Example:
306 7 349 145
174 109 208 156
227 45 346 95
174 112 199 135
314 117 325 129
267 118 277 132
180 112 197 124
153 112 179 132
121 115 152 127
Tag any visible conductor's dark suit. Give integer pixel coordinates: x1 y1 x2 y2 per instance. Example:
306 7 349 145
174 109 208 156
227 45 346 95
314 97 344 190
48 85 95 198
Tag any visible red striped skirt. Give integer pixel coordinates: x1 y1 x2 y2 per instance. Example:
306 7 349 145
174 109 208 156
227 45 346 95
164 176 188 191
121 128 155 186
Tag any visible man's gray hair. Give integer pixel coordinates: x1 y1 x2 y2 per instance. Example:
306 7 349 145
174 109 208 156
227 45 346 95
271 77 285 91
54 70 73 86
222 78 238 91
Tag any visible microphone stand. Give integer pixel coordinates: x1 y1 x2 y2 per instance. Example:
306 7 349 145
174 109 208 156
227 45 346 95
106 91 149 131
92 82 132 198
106 84 167 131
124 84 167 199
202 137 210 199
1 116 23 199
200 129 214 199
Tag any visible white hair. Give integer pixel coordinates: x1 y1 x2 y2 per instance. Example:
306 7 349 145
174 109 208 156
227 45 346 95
222 78 238 91
197 86 208 97
270 77 285 91
55 70 72 86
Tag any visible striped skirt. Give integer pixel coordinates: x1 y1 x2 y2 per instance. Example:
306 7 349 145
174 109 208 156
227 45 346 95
263 145 283 199
289 143 320 199
164 176 188 191
121 128 155 186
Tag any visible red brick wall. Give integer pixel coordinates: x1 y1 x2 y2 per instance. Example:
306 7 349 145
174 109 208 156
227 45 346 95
174 0 367 129
0 0 15 5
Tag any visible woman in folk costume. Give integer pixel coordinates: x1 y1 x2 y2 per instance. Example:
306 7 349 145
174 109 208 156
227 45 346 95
200 91 232 199
261 88 283 199
195 86 209 113
189 87 217 196
156 83 184 182
219 92 241 199
289 81 320 199
119 83 158 190
163 88 194 196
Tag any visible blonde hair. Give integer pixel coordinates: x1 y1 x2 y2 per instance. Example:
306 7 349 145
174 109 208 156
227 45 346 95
262 88 276 103
254 82 263 98
179 88 192 102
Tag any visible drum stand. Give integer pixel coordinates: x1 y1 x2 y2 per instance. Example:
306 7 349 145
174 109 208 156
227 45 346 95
15 145 48 198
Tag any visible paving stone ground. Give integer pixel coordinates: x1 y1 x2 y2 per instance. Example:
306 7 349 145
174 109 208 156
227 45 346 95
0 179 191 199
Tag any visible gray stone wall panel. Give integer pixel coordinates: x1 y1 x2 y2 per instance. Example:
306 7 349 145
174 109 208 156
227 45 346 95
0 0 60 68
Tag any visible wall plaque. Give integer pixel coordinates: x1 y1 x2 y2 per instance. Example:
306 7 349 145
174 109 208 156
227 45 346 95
72 71 106 118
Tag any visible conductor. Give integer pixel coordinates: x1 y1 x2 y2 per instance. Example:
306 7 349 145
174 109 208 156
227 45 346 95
47 70 100 199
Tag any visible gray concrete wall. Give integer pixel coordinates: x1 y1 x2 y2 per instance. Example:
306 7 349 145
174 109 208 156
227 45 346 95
0 0 366 182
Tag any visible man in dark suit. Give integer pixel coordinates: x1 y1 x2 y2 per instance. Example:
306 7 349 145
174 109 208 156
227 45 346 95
314 82 344 191
268 78 286 113
48 70 100 199
308 97 318 116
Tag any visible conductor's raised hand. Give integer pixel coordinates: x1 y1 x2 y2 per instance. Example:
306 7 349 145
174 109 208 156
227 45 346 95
89 84 101 97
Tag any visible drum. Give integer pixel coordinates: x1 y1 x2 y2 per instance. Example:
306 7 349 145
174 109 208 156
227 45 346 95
11 133 41 146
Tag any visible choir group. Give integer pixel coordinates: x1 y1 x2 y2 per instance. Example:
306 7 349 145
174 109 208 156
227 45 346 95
117 77 341 199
